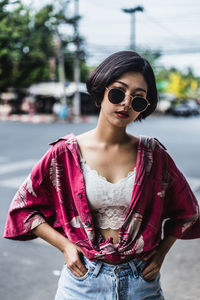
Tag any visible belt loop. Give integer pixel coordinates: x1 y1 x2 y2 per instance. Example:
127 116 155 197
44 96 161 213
128 260 139 278
91 261 103 278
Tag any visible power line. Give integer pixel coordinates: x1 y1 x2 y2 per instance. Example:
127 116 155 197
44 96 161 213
143 12 193 47
161 48 200 55
86 42 200 55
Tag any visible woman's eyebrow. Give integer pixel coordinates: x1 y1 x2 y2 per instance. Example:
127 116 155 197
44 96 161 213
114 80 128 87
114 80 147 93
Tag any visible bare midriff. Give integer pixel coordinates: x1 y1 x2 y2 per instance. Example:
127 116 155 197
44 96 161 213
100 228 119 244
99 228 135 264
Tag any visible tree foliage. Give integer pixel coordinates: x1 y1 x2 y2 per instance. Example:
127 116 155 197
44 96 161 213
139 48 162 70
155 64 200 99
0 0 87 90
166 70 199 99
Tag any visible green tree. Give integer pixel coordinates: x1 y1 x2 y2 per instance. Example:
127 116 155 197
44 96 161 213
16 4 56 87
139 48 162 69
0 0 30 89
155 67 170 93
63 51 90 83
0 1 56 89
0 0 87 90
160 68 200 99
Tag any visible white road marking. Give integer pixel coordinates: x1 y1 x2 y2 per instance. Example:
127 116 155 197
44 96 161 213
0 159 37 175
0 175 27 188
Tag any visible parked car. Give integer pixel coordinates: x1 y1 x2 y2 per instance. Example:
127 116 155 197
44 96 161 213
170 100 200 117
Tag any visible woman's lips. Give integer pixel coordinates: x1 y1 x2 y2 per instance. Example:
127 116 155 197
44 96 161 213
115 111 129 119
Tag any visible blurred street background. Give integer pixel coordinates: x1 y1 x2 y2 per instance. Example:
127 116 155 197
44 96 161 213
1 0 200 299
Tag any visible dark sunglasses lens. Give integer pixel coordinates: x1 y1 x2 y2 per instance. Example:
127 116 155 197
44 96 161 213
108 89 124 104
132 97 148 112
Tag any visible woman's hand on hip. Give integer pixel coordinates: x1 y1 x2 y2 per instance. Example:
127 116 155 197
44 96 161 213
63 241 88 277
141 249 165 281
142 235 177 281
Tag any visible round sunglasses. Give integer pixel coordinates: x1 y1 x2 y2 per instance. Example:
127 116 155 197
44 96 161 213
106 87 150 112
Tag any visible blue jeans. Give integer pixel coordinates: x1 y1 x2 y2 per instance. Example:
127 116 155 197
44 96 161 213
55 256 165 300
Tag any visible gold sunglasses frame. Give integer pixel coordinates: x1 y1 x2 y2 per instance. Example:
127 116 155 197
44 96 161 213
106 87 150 112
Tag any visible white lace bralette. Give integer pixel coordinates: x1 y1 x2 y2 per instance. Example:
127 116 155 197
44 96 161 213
80 158 136 230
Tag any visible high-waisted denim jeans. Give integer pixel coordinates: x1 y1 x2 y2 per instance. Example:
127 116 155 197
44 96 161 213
55 256 165 300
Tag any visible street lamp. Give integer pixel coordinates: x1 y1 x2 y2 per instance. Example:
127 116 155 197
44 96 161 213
122 6 144 50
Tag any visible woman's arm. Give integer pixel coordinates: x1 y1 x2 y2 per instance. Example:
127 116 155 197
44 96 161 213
142 235 177 281
32 222 88 277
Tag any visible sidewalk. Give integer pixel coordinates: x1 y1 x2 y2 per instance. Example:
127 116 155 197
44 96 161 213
0 113 98 124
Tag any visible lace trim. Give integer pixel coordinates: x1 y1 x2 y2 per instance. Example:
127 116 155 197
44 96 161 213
80 157 135 185
92 206 129 230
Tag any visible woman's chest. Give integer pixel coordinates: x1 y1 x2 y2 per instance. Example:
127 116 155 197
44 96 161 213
81 148 137 184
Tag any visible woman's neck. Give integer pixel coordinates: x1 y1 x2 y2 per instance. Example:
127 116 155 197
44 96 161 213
93 115 130 145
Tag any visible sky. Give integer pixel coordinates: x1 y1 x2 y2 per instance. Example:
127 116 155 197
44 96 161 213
23 0 200 75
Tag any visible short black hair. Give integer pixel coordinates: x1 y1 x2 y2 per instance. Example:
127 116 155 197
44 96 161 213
86 50 158 120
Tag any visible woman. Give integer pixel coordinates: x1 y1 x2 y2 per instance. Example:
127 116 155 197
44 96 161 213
4 51 200 300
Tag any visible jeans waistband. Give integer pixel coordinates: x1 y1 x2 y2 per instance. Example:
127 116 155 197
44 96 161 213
83 255 147 278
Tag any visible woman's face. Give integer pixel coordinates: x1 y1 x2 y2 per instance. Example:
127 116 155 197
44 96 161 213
100 72 148 128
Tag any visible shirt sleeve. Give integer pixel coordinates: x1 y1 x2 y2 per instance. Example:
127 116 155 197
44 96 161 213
3 146 59 240
163 153 200 240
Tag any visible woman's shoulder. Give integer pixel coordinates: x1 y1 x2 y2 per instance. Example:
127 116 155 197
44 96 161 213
75 130 97 153
45 133 79 159
138 135 167 151
76 130 94 143
49 133 76 146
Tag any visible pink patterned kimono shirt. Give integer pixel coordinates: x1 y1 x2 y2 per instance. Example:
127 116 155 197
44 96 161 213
4 134 200 263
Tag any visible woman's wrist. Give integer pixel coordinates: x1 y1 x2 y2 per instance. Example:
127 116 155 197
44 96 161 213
60 239 73 254
157 235 177 257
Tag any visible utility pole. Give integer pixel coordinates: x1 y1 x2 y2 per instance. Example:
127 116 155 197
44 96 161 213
73 0 81 117
122 6 144 50
55 34 67 106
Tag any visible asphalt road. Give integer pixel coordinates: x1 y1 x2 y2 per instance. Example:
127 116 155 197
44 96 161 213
0 115 200 300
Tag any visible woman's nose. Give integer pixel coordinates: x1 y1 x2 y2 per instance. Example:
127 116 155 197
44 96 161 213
121 94 132 108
